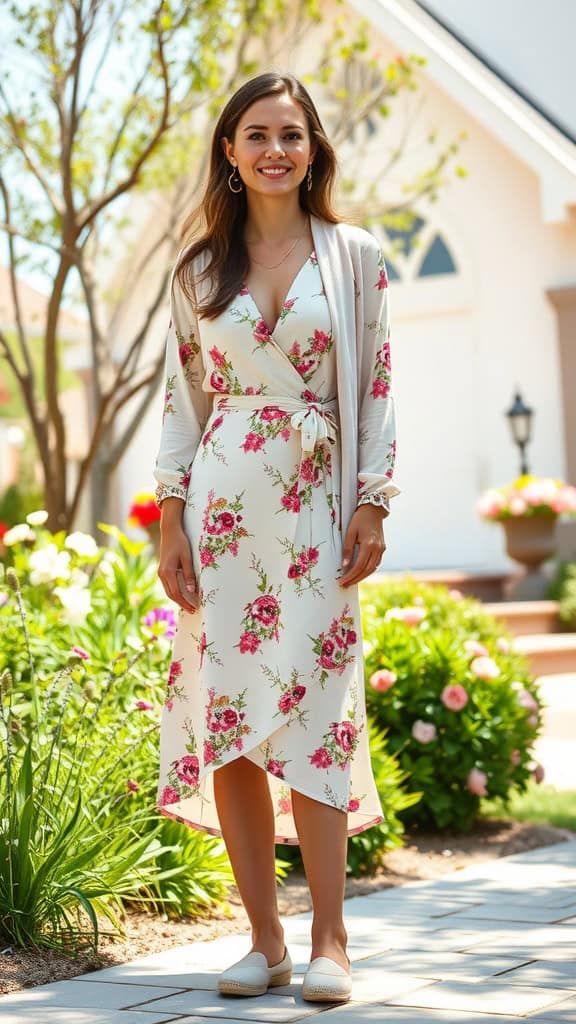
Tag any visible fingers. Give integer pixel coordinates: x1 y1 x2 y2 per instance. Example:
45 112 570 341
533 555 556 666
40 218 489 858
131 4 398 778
339 537 386 588
341 523 357 572
158 564 198 613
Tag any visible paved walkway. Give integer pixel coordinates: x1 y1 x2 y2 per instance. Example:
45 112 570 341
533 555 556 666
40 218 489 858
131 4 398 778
1 840 575 1023
534 674 576 789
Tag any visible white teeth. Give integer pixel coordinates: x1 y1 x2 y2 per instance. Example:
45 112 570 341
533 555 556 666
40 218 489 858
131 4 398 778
260 168 288 177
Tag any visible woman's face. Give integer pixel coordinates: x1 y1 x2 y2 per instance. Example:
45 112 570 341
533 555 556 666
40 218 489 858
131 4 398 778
222 92 316 197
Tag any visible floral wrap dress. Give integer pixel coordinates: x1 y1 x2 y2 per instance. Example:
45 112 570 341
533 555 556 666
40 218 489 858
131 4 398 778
153 236 398 843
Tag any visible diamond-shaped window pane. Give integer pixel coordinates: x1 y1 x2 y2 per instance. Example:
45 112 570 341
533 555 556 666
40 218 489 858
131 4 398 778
385 258 401 281
418 234 456 277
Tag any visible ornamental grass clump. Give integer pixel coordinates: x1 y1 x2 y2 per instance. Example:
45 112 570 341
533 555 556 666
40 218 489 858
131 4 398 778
361 578 544 831
0 515 233 950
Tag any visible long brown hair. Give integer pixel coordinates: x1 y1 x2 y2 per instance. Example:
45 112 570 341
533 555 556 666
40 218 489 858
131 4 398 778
176 73 340 320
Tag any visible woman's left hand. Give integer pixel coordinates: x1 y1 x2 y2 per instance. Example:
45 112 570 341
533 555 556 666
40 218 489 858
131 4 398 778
338 505 387 588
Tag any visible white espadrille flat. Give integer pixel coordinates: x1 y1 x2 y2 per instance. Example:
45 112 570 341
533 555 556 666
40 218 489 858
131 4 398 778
218 948 292 997
302 956 352 1003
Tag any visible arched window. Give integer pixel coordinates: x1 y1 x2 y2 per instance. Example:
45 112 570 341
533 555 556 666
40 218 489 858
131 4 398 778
369 214 458 283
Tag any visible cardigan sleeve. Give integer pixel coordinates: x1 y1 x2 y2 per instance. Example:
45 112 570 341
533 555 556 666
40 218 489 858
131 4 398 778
153 269 211 506
356 236 401 509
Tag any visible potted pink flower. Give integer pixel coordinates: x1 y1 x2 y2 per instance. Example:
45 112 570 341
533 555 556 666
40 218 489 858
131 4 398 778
477 475 576 598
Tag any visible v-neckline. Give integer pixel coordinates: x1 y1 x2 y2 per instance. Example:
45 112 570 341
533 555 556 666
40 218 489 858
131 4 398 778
243 250 315 338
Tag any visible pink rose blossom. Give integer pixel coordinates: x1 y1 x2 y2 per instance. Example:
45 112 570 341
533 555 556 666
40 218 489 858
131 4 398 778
386 606 426 627
377 268 388 290
476 490 506 519
287 563 302 579
370 668 397 692
216 511 235 533
510 749 521 766
307 546 319 564
346 629 357 646
464 640 489 658
229 541 239 556
310 746 333 769
135 699 154 711
280 427 291 441
209 370 227 392
261 406 285 421
239 632 260 654
178 343 193 365
278 796 292 815
331 721 357 752
71 645 90 660
348 798 360 812
528 714 539 728
533 762 545 784
470 656 501 680
161 786 179 805
311 329 330 353
221 708 238 731
251 595 280 625
281 491 301 512
176 755 200 787
242 432 265 453
412 719 437 744
319 654 336 669
209 346 225 368
496 637 511 653
322 639 335 657
267 759 285 778
165 698 174 711
292 684 306 703
203 741 216 765
449 588 464 600
441 684 469 711
467 767 488 796
371 377 390 399
200 547 214 568
127 778 140 792
253 319 271 345
509 496 527 516
278 693 294 713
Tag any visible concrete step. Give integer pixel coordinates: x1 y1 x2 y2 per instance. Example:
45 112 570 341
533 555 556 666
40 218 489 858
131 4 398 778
379 569 509 602
513 633 576 676
483 600 560 636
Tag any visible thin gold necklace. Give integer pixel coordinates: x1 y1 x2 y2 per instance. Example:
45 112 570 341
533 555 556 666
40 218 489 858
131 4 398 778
248 223 309 270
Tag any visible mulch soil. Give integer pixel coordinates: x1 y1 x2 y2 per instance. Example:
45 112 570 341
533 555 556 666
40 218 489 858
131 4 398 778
0 818 570 995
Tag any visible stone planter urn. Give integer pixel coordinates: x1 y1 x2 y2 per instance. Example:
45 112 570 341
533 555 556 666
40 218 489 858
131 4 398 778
502 514 558 600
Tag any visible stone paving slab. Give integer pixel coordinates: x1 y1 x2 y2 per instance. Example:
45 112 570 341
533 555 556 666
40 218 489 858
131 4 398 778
1 839 575 1023
387 979 575 1016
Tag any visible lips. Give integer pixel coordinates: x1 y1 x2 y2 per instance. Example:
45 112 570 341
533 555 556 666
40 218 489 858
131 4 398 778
258 166 291 178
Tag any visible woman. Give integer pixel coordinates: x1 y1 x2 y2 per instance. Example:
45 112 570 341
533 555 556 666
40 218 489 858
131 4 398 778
153 72 399 1003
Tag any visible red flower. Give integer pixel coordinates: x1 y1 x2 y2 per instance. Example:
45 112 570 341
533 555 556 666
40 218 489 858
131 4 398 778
221 708 239 731
179 343 193 365
331 721 357 752
310 747 333 769
210 370 227 392
239 631 260 653
209 346 225 368
267 759 285 778
348 798 360 812
168 660 182 686
203 741 216 765
261 406 285 421
253 319 271 345
175 755 199 787
371 378 390 399
346 629 357 646
278 693 293 714
287 563 302 579
216 511 235 533
161 786 180 805
311 329 330 353
299 458 315 482
281 490 301 512
242 432 266 452
292 684 306 703
376 268 388 290
322 639 335 657
307 546 319 564
128 497 161 529
251 595 280 626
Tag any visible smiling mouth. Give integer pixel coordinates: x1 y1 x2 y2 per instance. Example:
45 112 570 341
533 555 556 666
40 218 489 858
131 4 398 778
258 167 291 178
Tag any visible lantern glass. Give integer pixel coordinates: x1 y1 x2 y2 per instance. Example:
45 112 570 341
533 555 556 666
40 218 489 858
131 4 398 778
506 392 533 446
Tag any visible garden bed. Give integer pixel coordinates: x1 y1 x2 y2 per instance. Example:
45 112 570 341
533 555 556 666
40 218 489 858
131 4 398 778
0 818 569 996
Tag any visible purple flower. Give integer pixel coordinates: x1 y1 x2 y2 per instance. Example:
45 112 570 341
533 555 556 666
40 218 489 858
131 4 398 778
142 606 177 638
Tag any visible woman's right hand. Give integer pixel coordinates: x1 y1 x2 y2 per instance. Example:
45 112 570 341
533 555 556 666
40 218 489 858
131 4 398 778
158 523 198 613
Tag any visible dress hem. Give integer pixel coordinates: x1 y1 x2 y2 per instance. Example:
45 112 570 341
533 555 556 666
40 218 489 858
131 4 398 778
156 802 384 847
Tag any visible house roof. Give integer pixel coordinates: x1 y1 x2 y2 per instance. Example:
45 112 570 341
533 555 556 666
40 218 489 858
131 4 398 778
416 0 576 144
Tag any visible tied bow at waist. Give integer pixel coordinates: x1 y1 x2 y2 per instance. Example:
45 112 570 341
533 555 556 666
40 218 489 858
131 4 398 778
214 395 338 452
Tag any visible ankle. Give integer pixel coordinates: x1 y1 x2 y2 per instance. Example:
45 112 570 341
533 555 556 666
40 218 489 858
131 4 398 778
251 923 285 962
311 923 347 949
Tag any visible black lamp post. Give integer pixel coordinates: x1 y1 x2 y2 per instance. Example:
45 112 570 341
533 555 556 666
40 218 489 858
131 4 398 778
505 390 533 476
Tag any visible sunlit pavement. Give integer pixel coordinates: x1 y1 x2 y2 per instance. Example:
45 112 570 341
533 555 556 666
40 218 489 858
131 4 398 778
1 840 575 1023
534 674 576 790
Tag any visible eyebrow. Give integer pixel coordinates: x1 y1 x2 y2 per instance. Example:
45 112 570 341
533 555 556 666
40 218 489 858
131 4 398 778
242 123 304 131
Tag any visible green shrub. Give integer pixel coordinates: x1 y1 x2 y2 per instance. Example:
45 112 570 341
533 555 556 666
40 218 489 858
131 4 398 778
362 578 543 831
0 519 233 949
548 561 576 630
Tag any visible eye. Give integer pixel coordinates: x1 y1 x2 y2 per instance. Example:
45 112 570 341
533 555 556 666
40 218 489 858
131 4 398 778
248 132 265 140
285 132 303 140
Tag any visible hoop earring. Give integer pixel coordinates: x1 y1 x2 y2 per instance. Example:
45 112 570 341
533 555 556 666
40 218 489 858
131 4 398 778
228 166 243 193
306 162 313 192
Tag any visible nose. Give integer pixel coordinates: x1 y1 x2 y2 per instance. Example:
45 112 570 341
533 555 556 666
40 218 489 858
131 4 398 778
265 138 286 157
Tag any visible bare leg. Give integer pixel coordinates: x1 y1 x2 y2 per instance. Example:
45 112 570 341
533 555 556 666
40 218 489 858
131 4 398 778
214 757 285 965
291 789 349 971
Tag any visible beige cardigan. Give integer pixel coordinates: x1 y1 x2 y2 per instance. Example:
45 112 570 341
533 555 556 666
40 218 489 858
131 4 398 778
153 216 399 533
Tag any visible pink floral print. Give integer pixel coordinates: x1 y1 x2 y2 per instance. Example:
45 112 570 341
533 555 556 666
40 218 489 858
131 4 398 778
286 328 333 382
310 604 358 686
279 538 323 596
204 687 252 766
236 556 283 654
199 490 251 570
240 406 292 454
262 664 309 728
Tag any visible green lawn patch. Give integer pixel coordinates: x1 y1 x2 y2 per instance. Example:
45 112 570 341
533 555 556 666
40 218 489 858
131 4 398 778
483 783 576 832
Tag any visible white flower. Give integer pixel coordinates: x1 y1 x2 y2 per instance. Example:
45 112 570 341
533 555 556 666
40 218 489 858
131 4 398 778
3 523 35 546
54 585 93 625
412 719 437 744
64 531 99 558
26 510 49 526
29 544 71 585
70 567 90 588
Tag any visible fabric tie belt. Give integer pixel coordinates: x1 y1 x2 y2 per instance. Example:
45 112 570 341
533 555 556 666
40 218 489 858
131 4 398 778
214 394 339 452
